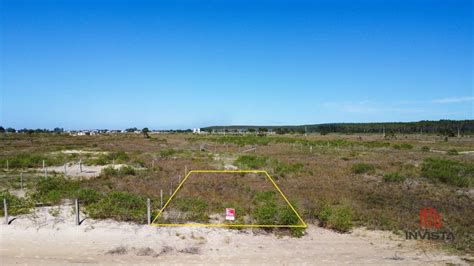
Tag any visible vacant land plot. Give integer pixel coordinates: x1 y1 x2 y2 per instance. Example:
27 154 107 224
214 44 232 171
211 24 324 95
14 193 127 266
1 132 473 259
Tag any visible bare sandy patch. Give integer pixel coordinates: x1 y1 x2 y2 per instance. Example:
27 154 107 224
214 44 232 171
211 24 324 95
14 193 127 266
0 205 470 265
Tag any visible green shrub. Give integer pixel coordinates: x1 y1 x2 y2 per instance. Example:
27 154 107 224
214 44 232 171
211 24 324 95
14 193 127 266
174 197 209 222
383 172 406 182
101 166 118 177
278 206 300 225
100 166 135 177
352 163 375 174
235 155 267 169
86 192 147 223
252 191 278 224
251 191 302 229
0 191 34 216
318 204 353 232
273 161 304 177
393 143 412 150
110 151 129 163
160 148 177 158
74 188 102 205
421 146 430 152
0 153 45 169
279 204 304 237
253 202 278 225
421 158 473 187
33 176 79 204
84 155 109 165
118 166 136 176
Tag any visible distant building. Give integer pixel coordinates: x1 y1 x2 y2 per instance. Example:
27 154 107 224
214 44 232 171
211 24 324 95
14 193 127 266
193 128 201 134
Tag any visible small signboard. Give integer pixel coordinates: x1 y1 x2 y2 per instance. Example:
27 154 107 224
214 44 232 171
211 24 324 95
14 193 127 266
225 208 235 221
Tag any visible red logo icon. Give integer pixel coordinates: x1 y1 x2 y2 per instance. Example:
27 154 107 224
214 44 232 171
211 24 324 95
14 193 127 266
419 207 442 229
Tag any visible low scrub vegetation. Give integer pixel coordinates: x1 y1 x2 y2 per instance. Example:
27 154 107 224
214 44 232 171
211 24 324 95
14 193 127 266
84 151 129 165
33 176 80 204
383 172 406 182
251 191 301 227
421 157 473 187
317 203 353 232
393 143 413 150
235 155 304 177
86 191 147 223
0 191 34 216
235 155 267 169
173 197 209 223
351 163 375 174
74 188 103 205
100 166 136 178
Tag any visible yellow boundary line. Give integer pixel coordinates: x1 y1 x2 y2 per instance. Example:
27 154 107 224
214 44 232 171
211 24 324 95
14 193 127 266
151 170 307 228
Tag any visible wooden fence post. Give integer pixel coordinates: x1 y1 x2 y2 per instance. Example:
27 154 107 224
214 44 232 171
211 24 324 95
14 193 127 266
20 172 23 190
160 189 163 209
75 199 80 225
3 198 8 225
147 198 151 225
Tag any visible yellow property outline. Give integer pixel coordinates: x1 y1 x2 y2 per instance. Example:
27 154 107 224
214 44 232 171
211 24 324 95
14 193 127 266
151 170 307 228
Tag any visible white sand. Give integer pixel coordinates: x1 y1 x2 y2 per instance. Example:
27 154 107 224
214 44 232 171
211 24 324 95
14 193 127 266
44 164 127 179
0 206 470 265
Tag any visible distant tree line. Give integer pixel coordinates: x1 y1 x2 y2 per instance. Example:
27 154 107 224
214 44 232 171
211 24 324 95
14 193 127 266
0 127 64 134
202 120 474 136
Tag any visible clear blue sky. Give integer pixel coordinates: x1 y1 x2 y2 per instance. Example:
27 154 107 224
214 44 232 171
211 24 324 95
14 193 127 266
1 0 472 130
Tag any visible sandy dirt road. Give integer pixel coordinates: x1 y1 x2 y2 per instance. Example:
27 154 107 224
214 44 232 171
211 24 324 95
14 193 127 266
0 206 469 265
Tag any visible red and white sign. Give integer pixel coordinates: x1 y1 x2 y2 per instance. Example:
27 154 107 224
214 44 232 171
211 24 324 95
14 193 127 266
225 208 235 221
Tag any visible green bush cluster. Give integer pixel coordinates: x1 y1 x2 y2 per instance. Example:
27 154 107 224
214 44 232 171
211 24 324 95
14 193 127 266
85 151 129 165
74 188 103 205
100 166 136 177
271 160 304 177
159 148 177 158
0 191 34 216
85 191 147 223
421 146 430 152
383 172 406 182
392 143 413 150
235 155 267 169
421 157 473 187
174 197 209 222
0 153 47 169
251 191 301 229
318 204 353 232
33 176 79 204
351 163 375 174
